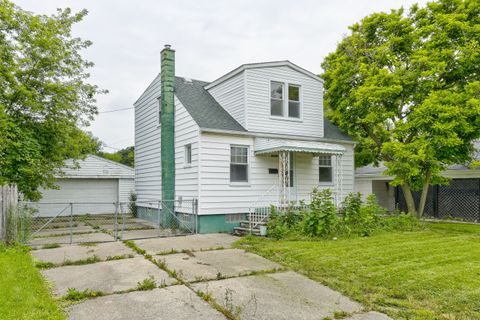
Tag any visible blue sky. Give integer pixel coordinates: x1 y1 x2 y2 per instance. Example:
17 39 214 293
15 0 428 151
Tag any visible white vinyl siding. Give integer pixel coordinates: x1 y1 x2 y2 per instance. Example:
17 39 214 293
245 66 323 137
175 98 199 202
38 179 119 216
207 72 246 127
119 178 135 203
134 74 162 203
198 132 354 215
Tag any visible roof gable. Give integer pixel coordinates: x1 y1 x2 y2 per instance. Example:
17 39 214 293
60 155 134 178
205 60 323 90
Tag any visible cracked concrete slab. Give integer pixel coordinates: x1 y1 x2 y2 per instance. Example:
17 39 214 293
135 233 239 254
67 285 226 320
31 241 137 264
42 257 176 296
29 232 114 246
191 271 362 320
160 249 281 282
33 225 95 237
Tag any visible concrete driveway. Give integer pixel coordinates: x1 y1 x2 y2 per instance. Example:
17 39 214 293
31 234 391 320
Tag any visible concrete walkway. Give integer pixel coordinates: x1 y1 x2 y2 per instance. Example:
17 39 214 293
32 234 392 320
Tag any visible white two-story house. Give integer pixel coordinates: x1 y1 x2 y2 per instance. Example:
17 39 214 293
134 45 355 233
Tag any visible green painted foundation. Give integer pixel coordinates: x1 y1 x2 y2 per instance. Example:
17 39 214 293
196 214 245 234
135 207 244 234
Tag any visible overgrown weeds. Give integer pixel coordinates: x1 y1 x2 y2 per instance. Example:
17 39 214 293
62 288 105 301
266 188 421 240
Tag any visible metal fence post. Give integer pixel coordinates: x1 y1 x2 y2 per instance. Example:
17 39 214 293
195 199 198 234
157 201 161 237
121 203 126 241
69 203 73 245
114 202 119 241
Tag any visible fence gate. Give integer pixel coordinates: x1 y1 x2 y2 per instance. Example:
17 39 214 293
395 178 480 222
21 199 197 246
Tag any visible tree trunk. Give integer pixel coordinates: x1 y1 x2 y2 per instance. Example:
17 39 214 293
418 171 432 218
401 183 417 216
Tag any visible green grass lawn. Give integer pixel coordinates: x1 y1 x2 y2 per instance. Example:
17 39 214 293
0 244 64 320
236 222 480 320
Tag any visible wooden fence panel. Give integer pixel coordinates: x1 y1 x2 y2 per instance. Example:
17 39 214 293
0 185 18 241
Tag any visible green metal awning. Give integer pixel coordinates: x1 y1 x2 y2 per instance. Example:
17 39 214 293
254 138 345 155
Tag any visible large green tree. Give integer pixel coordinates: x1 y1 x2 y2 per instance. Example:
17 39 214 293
0 1 104 200
97 146 135 168
322 0 480 216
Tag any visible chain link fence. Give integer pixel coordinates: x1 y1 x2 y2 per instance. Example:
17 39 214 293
18 199 197 246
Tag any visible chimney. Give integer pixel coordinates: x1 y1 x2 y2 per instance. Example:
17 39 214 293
160 44 175 210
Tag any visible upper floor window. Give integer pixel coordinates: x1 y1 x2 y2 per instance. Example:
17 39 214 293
230 145 248 183
319 155 332 183
288 85 300 118
184 144 192 165
270 81 301 119
270 81 284 116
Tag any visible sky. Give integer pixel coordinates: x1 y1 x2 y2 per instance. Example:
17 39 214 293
15 0 428 151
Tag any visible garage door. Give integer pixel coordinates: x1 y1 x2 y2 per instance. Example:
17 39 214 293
38 178 119 216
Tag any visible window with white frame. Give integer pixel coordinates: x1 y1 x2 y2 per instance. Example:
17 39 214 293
270 81 284 116
319 155 332 182
288 85 300 118
184 144 192 165
270 81 301 119
230 145 248 182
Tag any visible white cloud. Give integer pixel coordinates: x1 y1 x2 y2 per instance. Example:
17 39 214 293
14 0 428 150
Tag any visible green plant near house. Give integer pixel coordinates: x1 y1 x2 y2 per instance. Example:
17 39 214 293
128 192 138 217
341 193 385 236
302 188 338 237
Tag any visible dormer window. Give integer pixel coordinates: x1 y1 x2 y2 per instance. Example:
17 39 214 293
270 81 301 119
288 85 300 118
270 81 284 116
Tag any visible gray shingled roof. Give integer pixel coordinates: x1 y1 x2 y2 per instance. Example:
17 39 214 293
174 76 352 142
175 77 246 132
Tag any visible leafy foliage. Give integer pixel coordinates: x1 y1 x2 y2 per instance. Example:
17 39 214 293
0 1 105 200
266 188 417 240
302 188 338 237
321 0 480 215
97 146 134 167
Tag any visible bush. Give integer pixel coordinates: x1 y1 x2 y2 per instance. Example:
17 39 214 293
267 205 300 239
5 204 34 245
128 192 137 217
378 212 421 231
302 188 338 237
341 193 386 236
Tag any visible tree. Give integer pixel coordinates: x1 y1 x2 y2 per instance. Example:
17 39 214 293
321 0 480 216
97 146 134 167
0 1 105 200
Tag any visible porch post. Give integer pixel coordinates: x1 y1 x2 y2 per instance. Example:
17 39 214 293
278 151 290 208
335 155 340 207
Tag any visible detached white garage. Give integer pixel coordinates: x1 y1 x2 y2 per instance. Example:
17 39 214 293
38 155 135 216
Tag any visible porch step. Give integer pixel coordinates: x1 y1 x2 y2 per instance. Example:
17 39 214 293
233 226 261 236
239 220 267 228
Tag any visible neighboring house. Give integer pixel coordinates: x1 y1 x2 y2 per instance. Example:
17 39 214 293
134 45 355 233
355 160 480 222
37 155 135 216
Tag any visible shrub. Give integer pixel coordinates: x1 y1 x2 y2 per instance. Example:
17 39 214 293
379 212 421 231
302 188 338 237
267 206 291 240
129 192 138 217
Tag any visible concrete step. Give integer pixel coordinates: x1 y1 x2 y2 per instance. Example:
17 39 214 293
239 220 267 228
233 226 261 236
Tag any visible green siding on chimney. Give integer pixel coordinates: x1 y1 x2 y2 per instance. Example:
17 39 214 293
161 46 175 218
